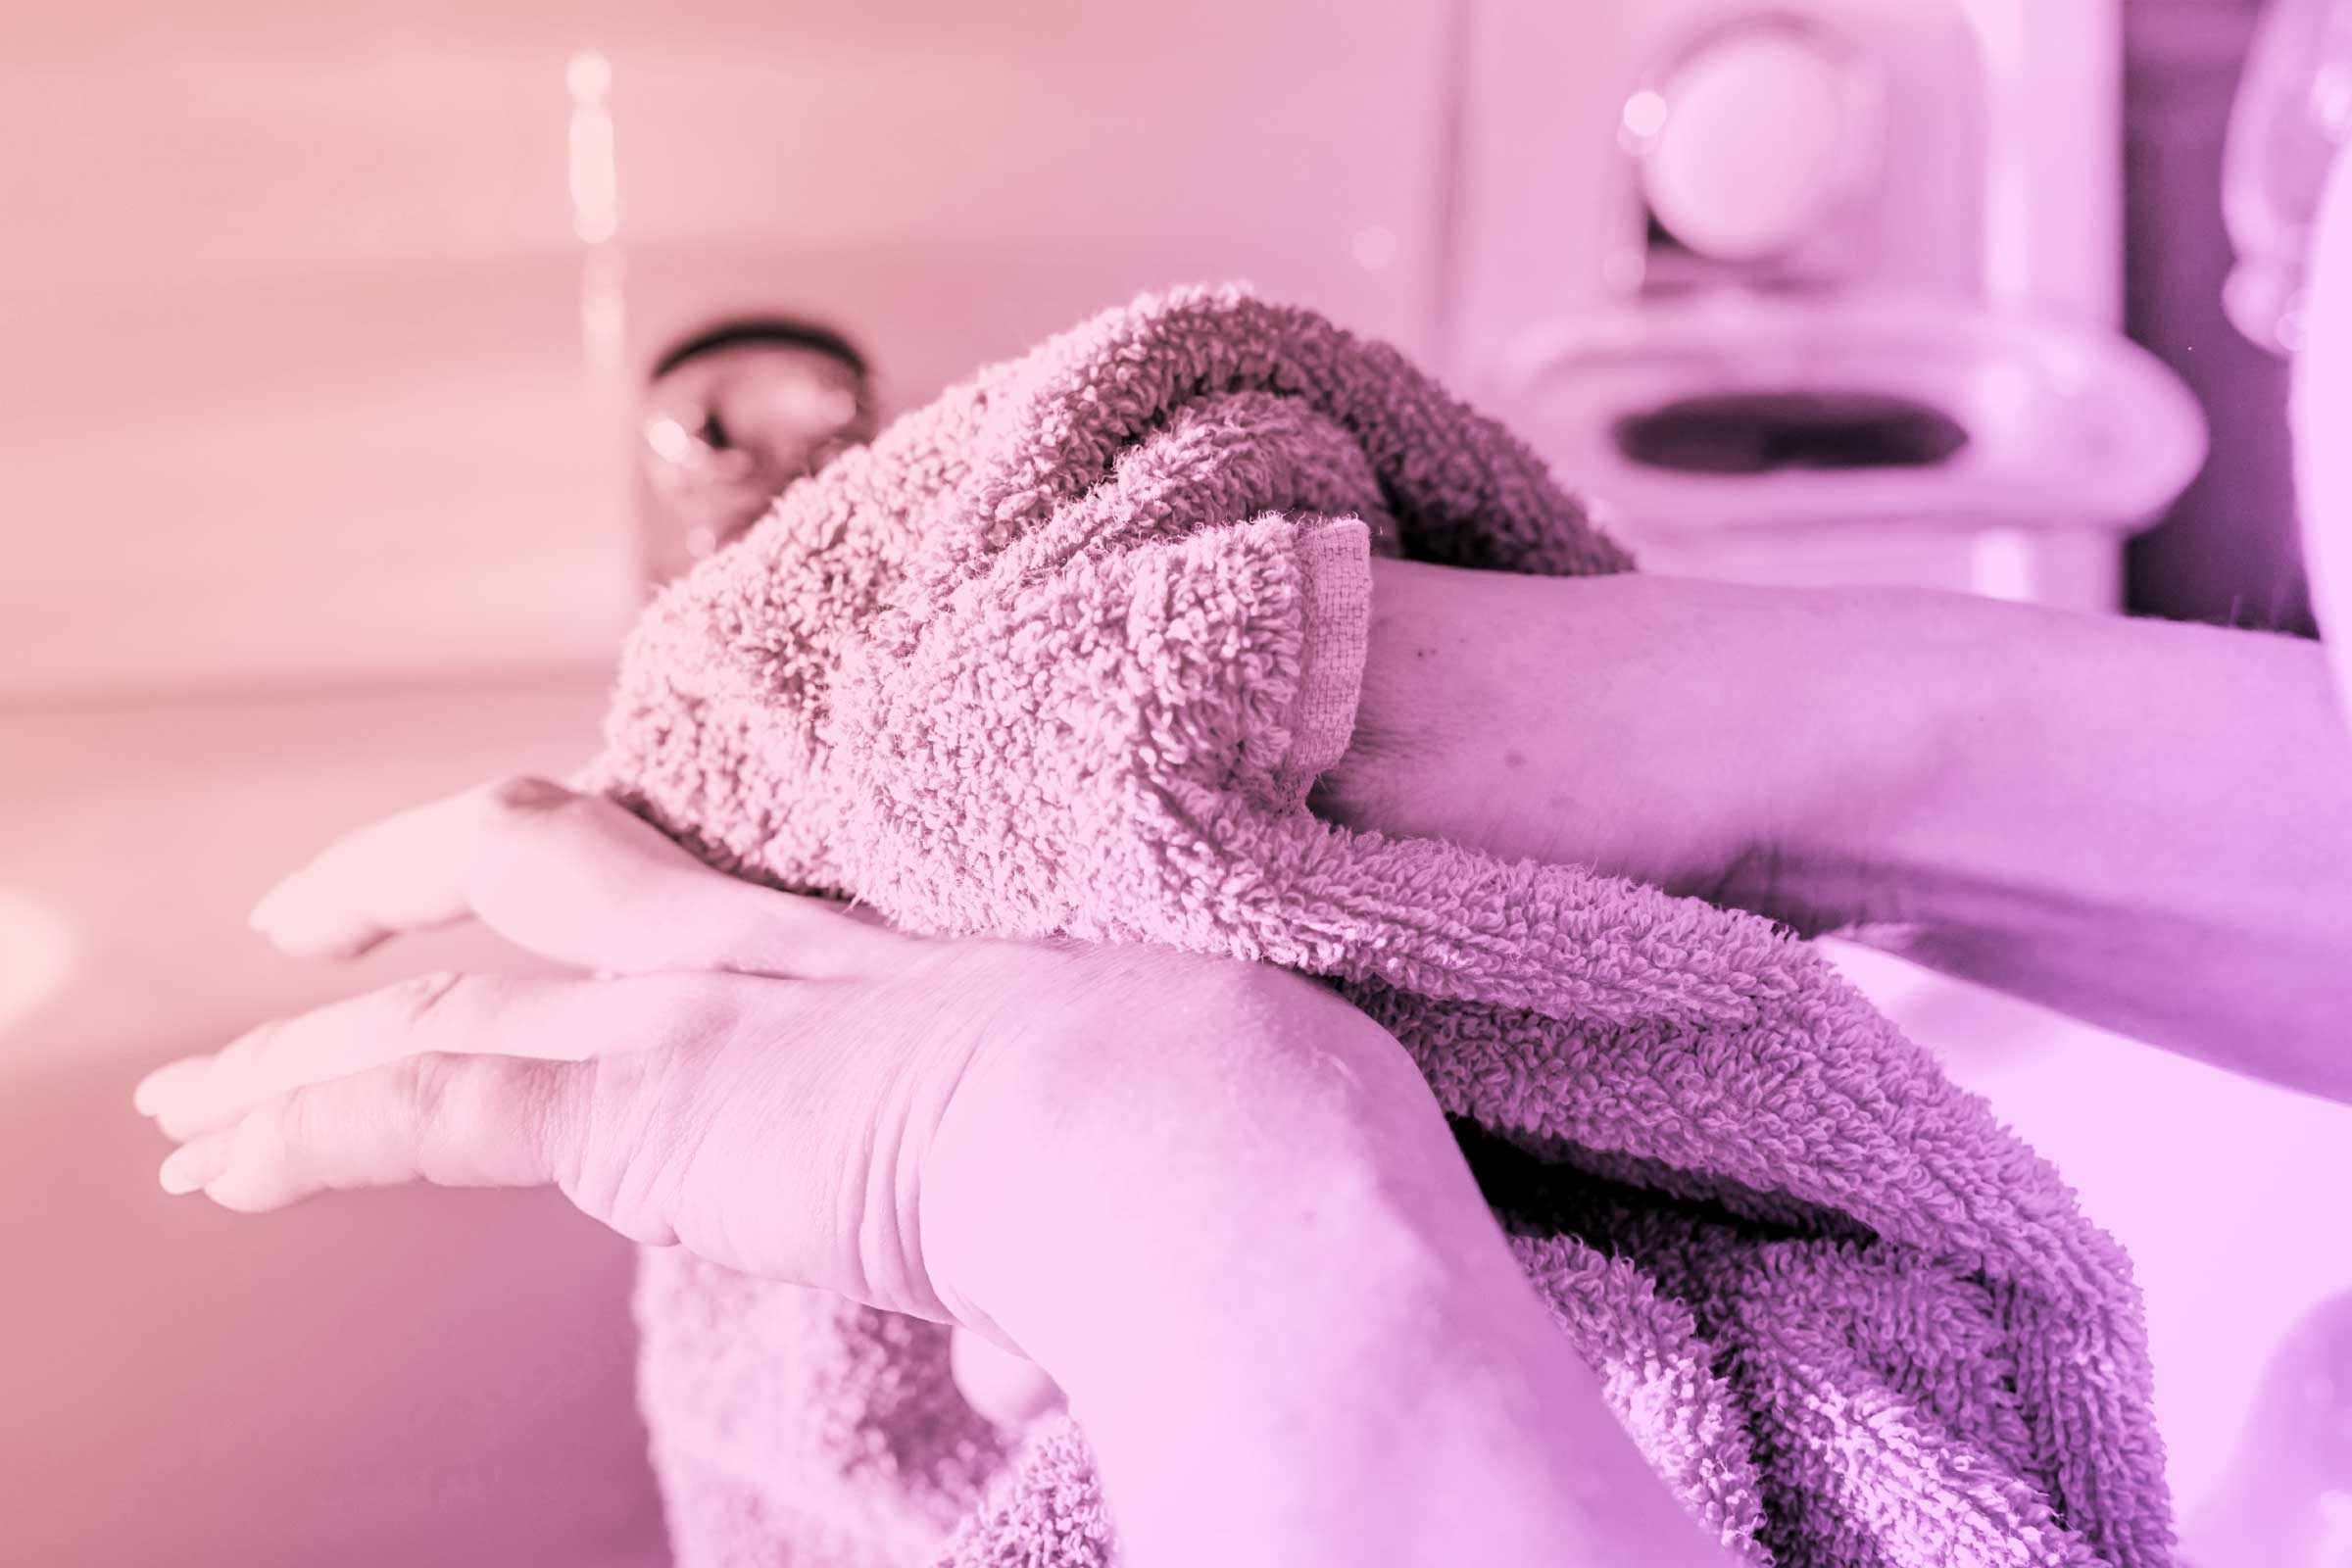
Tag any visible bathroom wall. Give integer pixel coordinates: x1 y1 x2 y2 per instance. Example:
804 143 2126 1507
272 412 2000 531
0 0 1449 699
10 0 2282 693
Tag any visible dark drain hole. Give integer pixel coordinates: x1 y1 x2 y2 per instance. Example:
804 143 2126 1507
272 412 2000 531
1613 391 1971 475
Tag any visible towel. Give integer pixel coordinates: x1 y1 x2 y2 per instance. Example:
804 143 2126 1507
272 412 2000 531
587 285 2175 1568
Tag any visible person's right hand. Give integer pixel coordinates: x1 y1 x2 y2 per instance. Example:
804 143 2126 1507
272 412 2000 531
129 777 1444 1357
132 776 1739 1567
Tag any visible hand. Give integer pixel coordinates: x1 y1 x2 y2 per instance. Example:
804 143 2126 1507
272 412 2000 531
128 776 1396 1352
131 776 1741 1567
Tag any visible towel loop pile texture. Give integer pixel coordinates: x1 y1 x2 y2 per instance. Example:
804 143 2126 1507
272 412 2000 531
588 285 2174 1568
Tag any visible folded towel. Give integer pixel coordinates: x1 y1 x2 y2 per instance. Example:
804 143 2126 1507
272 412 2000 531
588 285 2174 1568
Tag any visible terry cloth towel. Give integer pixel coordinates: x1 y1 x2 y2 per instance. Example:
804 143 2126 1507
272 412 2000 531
588 285 2175 1568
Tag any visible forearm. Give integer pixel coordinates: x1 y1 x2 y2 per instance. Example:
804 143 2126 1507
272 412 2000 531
1069 1251 1724 1568
1336 559 2352 1098
934 958 1727 1567
1790 587 2352 1098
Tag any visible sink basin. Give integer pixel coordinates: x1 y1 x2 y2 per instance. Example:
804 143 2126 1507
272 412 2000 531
1495 291 2209 538
1827 939 2352 1532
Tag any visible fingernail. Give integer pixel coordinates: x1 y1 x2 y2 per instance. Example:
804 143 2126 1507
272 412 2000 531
160 1135 233 1196
134 1057 205 1117
485 775 573 813
248 874 309 936
251 878 381 960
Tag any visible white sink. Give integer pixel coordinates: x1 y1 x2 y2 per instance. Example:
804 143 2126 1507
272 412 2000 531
1828 939 2352 1534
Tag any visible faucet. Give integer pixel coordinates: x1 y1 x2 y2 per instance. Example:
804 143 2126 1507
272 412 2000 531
636 317 875 588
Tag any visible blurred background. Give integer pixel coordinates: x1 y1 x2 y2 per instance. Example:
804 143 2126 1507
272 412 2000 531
4 1 2348 1564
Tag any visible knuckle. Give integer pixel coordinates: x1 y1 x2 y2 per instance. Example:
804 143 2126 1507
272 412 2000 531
530 1063 589 1185
217 1016 285 1075
480 1057 558 1145
391 1053 511 1184
656 977 749 1050
383 970 475 1035
562 1054 691 1244
482 774 576 818
471 779 625 907
578 1047 658 1123
447 1057 545 1178
476 778 590 866
268 1083 326 1165
390 1051 460 1128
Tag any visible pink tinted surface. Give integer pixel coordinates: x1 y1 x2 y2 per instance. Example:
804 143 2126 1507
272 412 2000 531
0 0 1446 701
6 2 2347 1560
0 677 666 1568
12 670 2350 1564
1828 941 2352 1523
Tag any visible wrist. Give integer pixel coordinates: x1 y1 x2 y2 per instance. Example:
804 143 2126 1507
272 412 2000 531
1311 558 1538 852
930 954 1726 1565
920 949 1503 1368
920 951 1456 1354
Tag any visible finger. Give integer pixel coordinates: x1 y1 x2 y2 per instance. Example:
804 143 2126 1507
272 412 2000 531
951 1326 1068 1431
134 969 735 1142
160 1053 635 1229
249 775 907 978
